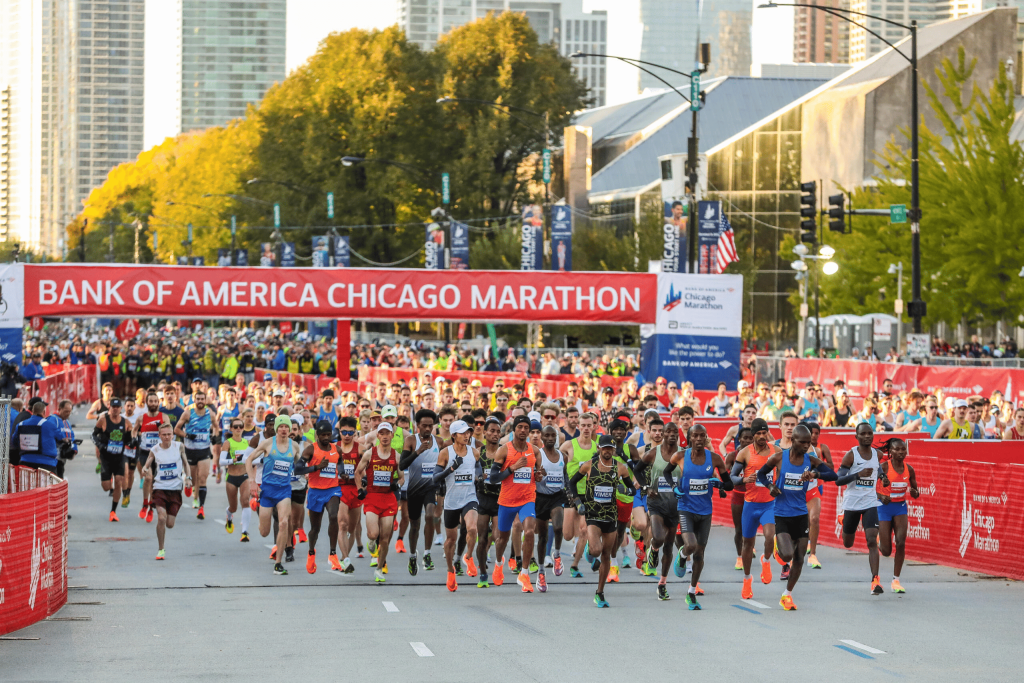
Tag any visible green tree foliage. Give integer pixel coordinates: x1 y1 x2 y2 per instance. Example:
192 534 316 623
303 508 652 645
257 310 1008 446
815 48 1024 328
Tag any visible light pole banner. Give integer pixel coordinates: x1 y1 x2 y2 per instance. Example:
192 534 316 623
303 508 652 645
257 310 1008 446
259 243 276 267
280 242 296 268
521 204 544 271
333 236 350 268
550 205 572 272
661 199 688 273
450 221 469 270
697 200 723 274
217 249 232 267
312 236 331 268
0 264 24 369
234 249 249 267
425 222 444 270
640 273 743 390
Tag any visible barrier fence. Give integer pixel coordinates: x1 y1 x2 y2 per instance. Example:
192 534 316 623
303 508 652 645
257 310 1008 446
19 364 100 407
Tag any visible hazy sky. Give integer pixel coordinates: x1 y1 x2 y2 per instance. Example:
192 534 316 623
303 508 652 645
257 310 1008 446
144 1 793 148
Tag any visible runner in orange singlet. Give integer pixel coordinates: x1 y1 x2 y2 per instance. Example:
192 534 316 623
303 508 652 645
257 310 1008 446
299 420 342 574
729 418 781 600
876 437 920 594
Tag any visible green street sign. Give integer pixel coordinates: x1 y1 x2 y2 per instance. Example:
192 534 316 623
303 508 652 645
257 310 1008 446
542 148 552 184
441 173 450 205
327 192 334 219
890 204 907 224
690 72 700 111
273 202 281 228
230 215 236 237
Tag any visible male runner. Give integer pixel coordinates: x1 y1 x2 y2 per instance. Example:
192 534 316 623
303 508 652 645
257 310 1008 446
246 415 299 575
560 411 598 577
432 420 480 592
120 398 140 506
876 437 920 593
215 386 240 483
772 411 799 578
354 422 403 583
399 409 441 574
534 425 566 592
804 422 834 569
174 390 220 519
141 423 191 560
1003 406 1024 440
474 417 503 588
729 418 781 600
725 427 754 570
134 391 169 523
300 420 343 573
609 417 643 581
836 422 885 594
934 399 972 439
718 405 756 458
641 419 680 598
335 416 361 573
93 398 129 522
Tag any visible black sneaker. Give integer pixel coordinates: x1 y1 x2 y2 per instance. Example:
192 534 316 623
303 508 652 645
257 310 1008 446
649 548 660 568
409 557 418 576
423 553 434 571
274 563 287 575
781 563 790 580
657 584 670 601
590 557 601 573
285 547 295 563
454 559 464 576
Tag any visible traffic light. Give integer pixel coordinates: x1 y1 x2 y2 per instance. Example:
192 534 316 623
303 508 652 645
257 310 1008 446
800 181 817 244
828 193 846 233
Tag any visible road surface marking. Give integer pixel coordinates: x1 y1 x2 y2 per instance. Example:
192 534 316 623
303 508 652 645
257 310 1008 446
835 644 873 659
840 640 886 655
383 601 399 612
410 642 433 657
743 599 771 609
732 604 760 614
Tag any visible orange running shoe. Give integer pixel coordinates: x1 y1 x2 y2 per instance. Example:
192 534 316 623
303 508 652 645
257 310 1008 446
464 555 478 577
447 571 458 592
780 594 797 611
296 529 308 543
509 557 518 573
269 545 278 560
306 551 317 574
537 572 547 593
871 575 884 595
145 507 154 524
395 538 406 554
328 553 343 571
196 506 205 520
694 582 704 596
518 571 534 593
608 566 620 583
741 577 754 600
760 556 773 584
138 505 148 520
109 511 119 522
891 578 906 594
493 561 505 586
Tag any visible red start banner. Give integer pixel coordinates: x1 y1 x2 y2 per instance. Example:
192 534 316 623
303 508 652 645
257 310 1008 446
23 264 658 324
786 358 1022 400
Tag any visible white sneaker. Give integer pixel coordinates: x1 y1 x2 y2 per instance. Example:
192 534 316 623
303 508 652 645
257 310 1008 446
370 556 378 567
544 555 553 568
434 536 443 546
686 558 694 574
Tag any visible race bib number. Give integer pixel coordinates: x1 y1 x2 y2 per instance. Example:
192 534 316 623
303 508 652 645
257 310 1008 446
688 478 709 495
890 482 908 500
512 468 532 484
232 449 247 463
755 471 774 488
272 460 291 475
186 433 210 449
657 476 673 493
321 462 337 478
142 432 160 449
342 463 355 477
856 477 874 488
783 472 804 491
19 434 40 451
593 485 614 504
545 472 564 487
158 462 177 481
107 441 124 455
454 472 473 484
420 464 435 476
124 446 136 460
373 469 393 487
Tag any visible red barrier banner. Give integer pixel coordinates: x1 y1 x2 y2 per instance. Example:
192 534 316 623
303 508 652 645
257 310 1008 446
0 472 69 636
260 370 357 399
24 265 657 324
25 365 99 406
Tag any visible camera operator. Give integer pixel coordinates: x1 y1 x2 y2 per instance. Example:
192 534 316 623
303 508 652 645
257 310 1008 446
12 398 62 474
0 360 26 399
52 399 77 479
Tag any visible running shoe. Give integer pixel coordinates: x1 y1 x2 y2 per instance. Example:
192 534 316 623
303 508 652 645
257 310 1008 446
381 562 388 574
569 566 583 578
145 507 154 524
657 584 670 601
408 557 418 576
357 546 365 558
891 578 906 594
395 538 406 554
544 555 553 568
342 558 355 574
192 497 199 509
807 553 821 569
694 583 704 596
477 571 489 588
649 548 660 569
370 556 378 567
454 560 464 576
196 506 205 520
155 549 165 561
553 557 563 576
528 559 540 574
138 505 148 520
447 571 458 592
780 594 797 611
583 542 594 565
608 566 620 583
760 556 772 584
274 563 288 575
306 551 316 574
871 575 884 595
773 538 785 566
368 540 378 557
673 549 685 578
537 572 547 593
296 529 307 543
121 492 130 508
634 540 646 564
435 535 444 545
423 553 434 571
463 555 478 577
240 532 250 542
509 556 519 573
686 557 693 574
109 511 119 522
285 547 295 563
685 593 701 610
518 571 534 593
269 545 277 560
621 554 632 569
225 519 234 534
781 563 790 581
734 556 743 570
328 553 343 572
590 556 601 573
741 577 753 600
493 562 505 586
594 592 609 608
374 568 386 583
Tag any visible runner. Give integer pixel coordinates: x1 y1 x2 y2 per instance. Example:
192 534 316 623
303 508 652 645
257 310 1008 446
354 422 403 583
753 424 837 610
299 420 343 574
610 417 644 581
133 391 168 524
804 422 834 569
219 418 253 541
724 427 754 570
93 398 130 522
215 386 240 484
876 437 920 593
1003 406 1024 440
432 419 480 592
729 418 781 600
335 416 361 573
560 411 599 578
566 434 640 607
718 404 756 455
141 423 192 560
772 411 799 579
640 419 680 598
120 398 140 507
399 409 441 575
174 389 220 519
474 416 503 588
533 425 566 593
245 415 299 576
665 424 734 609
836 422 885 594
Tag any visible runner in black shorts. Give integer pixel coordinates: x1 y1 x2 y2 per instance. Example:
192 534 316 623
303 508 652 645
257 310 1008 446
534 425 567 592
93 398 129 522
174 387 219 519
640 419 680 599
474 416 503 588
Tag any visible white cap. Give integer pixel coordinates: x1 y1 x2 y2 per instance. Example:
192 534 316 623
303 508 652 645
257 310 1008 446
290 414 304 425
527 411 542 422
377 422 394 433
737 380 750 389
954 398 969 408
450 420 471 435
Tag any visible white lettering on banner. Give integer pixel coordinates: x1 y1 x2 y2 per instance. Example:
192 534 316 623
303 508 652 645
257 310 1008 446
134 281 155 305
378 284 396 309
59 280 80 305
439 285 459 308
539 287 558 309
299 283 318 306
105 280 124 305
597 287 617 311
181 281 200 306
328 283 345 307
231 281 246 306
251 281 268 307
279 282 296 306
520 285 537 310
498 286 518 309
204 282 228 307
472 286 495 309
906 501 930 540
556 286 573 308
655 274 743 338
40 280 57 304
349 283 367 308
157 281 173 305
577 286 594 309
82 281 102 305
662 223 677 272
396 285 415 308
417 285 436 309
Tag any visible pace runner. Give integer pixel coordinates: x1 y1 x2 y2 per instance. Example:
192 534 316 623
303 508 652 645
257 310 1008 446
640 418 680 599
804 422 834 569
93 398 129 522
299 420 343 574
560 411 598 578
354 422 403 583
474 416 503 588
534 424 567 593
134 391 168 524
433 420 480 592
730 418 781 600
399 409 441 575
246 415 299 576
836 422 885 595
142 423 192 561
876 437 920 593
174 389 220 519
724 427 754 570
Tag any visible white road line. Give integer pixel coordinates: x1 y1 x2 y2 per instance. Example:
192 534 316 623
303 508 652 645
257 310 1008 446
840 640 886 655
383 601 399 613
742 599 771 609
410 642 433 657
264 544 275 549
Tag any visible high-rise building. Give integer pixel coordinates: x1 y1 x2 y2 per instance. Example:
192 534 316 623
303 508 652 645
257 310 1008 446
0 0 144 256
397 0 607 105
176 0 287 133
794 0 849 63
848 0 953 62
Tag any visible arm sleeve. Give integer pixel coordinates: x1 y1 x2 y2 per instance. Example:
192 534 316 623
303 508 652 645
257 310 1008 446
620 476 637 496
717 471 734 491
631 458 649 477
293 461 320 475
815 463 838 482
567 470 585 493
730 460 746 486
662 465 676 490
756 462 774 488
218 450 233 466
835 466 855 486
399 447 417 471
488 462 512 484
431 460 458 485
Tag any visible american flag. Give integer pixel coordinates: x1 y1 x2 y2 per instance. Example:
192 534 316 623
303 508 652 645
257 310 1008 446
715 216 739 273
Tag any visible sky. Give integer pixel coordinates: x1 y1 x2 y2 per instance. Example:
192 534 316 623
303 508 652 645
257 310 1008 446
144 0 793 148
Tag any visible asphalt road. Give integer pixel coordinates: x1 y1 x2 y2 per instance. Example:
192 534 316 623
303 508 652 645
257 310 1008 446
4 431 1022 681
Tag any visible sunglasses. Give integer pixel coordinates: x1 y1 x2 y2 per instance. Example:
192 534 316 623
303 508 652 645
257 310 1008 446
474 421 485 426
543 414 557 420
231 424 243 429
339 429 356 436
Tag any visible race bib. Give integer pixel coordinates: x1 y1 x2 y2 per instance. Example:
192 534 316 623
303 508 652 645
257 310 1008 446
107 441 124 455
890 482 908 500
512 468 532 484
783 472 804 491
593 485 614 504
657 476 673 493
272 460 291 475
142 432 160 449
420 464 435 476
124 446 136 460
232 449 247 463
545 472 564 487
321 462 337 478
688 478 709 495
856 477 874 488
342 463 355 477
454 472 473 484
158 462 177 481
186 433 210 449
755 471 774 488
19 434 40 451
373 469 393 487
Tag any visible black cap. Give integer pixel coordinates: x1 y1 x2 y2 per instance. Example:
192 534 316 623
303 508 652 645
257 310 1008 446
314 419 334 434
609 418 629 433
751 418 770 433
191 377 203 384
602 386 614 394
110 398 123 407
512 415 531 430
28 396 47 407
598 434 616 449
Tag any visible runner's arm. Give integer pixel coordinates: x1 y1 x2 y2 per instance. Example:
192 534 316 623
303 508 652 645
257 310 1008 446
907 464 920 497
173 409 189 439
617 462 639 496
711 453 734 491
566 461 591 500
717 426 736 455
729 459 746 486
487 445 513 483
807 455 837 481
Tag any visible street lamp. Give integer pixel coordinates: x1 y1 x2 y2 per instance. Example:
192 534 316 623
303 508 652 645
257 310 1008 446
760 2 924 335
888 261 904 353
792 243 838 355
